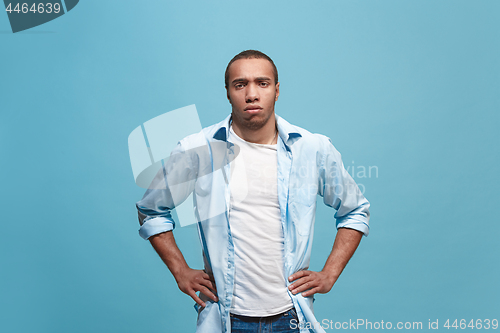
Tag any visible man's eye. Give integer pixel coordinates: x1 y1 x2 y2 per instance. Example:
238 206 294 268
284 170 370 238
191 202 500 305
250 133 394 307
260 82 269 87
235 84 245 89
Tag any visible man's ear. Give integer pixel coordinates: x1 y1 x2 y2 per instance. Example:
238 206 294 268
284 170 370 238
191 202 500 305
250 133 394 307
226 88 232 104
275 82 280 101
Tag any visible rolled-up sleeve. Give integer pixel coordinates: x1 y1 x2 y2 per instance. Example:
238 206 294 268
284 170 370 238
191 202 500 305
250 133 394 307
319 137 370 236
138 215 175 240
136 188 176 240
135 141 197 240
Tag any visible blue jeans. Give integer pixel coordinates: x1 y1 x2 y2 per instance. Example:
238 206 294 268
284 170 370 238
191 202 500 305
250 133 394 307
230 308 300 333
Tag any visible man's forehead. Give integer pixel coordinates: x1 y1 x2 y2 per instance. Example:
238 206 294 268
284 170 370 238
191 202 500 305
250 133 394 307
228 58 274 80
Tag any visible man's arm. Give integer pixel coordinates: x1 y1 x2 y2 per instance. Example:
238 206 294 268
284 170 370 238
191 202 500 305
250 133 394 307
149 231 218 307
288 135 370 296
136 141 218 306
288 227 363 296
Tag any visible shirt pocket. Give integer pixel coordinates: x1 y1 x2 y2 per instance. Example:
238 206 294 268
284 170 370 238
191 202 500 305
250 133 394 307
289 167 319 236
290 200 316 237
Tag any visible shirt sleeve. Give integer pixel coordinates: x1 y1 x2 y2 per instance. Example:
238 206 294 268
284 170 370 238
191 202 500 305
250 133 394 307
318 136 370 236
135 141 197 240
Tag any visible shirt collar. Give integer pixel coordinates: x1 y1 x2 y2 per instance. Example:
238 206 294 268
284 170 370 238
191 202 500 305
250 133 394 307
212 113 302 146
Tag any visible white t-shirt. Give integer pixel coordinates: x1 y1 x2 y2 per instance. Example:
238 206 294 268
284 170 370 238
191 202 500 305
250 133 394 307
228 126 293 316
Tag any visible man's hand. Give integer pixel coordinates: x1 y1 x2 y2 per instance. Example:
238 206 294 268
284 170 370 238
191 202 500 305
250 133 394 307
175 268 218 308
288 270 335 297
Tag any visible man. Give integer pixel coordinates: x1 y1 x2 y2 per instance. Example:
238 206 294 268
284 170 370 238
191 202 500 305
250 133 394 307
136 50 370 333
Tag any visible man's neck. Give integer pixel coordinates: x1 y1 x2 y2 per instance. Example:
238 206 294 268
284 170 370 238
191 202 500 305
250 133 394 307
231 114 278 145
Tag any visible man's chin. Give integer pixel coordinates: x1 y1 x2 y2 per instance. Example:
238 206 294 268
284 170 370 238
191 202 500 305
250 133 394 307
241 117 268 130
233 111 273 131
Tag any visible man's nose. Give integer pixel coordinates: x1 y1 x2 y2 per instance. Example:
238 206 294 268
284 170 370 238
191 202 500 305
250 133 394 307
245 83 259 103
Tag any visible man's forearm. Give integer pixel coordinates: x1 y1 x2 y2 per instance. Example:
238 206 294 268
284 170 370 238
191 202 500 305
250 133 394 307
321 227 363 282
288 227 363 296
148 231 218 306
149 231 189 281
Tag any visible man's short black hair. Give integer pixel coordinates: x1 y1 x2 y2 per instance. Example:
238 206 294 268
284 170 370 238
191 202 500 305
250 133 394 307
225 50 278 88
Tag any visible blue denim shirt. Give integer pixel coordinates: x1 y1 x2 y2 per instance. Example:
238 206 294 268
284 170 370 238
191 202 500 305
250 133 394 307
136 114 370 333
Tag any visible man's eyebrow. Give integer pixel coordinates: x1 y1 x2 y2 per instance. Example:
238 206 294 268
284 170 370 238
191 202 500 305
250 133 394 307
231 77 272 85
231 78 248 84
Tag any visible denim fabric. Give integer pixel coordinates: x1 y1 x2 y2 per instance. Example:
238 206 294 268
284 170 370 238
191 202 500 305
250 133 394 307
231 308 299 333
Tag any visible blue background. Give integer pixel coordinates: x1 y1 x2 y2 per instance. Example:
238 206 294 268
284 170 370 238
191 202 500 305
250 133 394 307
1 0 499 332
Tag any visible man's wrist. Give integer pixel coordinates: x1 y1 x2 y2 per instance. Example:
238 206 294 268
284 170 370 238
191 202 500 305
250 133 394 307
171 263 191 282
320 267 340 286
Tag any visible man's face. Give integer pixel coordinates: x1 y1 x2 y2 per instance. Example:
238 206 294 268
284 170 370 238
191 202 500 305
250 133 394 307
226 58 280 131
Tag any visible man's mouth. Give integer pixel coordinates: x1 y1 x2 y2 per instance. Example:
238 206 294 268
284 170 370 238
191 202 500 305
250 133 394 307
244 105 263 113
